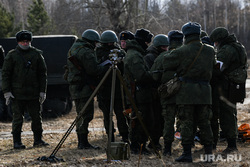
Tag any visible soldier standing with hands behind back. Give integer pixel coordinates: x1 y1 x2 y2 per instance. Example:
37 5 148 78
2 30 48 149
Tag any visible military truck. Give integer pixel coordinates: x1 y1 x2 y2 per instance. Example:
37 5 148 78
0 35 77 121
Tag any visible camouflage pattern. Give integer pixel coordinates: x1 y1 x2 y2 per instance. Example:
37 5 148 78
11 99 42 134
67 38 105 99
123 39 154 145
95 43 128 137
211 33 247 140
2 46 47 99
163 35 216 145
2 45 47 134
74 98 94 134
67 38 106 135
152 41 183 145
178 105 213 145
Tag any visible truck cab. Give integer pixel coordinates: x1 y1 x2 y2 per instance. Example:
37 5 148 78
0 35 77 120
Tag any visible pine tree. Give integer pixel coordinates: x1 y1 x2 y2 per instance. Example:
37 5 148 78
26 0 52 35
0 4 14 37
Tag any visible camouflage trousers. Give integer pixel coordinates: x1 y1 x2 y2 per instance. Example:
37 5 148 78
219 100 238 140
97 96 129 136
11 99 42 134
178 104 213 145
162 103 178 143
74 97 94 135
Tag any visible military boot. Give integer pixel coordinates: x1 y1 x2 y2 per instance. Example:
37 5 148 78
13 133 26 149
222 139 238 154
78 133 100 149
175 144 192 162
163 142 172 156
33 131 49 147
204 144 213 163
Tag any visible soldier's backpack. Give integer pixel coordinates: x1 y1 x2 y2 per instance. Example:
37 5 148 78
227 42 248 103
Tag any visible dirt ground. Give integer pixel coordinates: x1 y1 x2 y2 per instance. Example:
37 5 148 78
1 81 250 166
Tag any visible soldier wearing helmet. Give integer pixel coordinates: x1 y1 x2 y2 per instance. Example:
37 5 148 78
144 34 169 69
95 30 129 143
2 30 48 149
67 29 107 149
123 28 154 155
210 27 248 153
163 22 216 162
151 30 184 156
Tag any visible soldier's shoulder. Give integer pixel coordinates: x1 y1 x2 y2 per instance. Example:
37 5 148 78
30 46 43 54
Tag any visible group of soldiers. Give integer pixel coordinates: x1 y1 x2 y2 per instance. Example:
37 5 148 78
67 21 248 163
2 21 247 164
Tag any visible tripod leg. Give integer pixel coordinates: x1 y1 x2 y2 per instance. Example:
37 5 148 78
49 67 112 158
107 67 116 162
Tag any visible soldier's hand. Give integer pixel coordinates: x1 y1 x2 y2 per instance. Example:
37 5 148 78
4 92 14 105
39 92 46 104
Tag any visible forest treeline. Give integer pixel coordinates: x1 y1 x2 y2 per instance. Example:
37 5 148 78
0 0 249 55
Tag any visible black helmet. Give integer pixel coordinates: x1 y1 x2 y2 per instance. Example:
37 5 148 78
153 34 169 47
209 27 229 42
100 30 118 43
119 31 134 40
135 28 153 43
168 30 183 43
16 30 32 42
82 29 100 42
181 22 201 37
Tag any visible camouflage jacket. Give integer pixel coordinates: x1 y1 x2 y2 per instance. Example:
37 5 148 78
67 38 106 99
163 35 216 104
2 46 47 100
144 45 160 69
152 42 183 104
123 39 154 103
215 34 247 87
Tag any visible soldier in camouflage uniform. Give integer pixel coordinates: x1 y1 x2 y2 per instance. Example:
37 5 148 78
144 34 169 149
163 22 216 162
210 27 248 153
123 28 154 154
95 30 129 142
67 29 107 149
2 30 48 149
152 30 183 156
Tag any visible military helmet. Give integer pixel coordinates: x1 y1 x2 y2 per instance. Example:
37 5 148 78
168 30 183 43
82 29 100 42
153 34 169 47
100 30 118 43
16 30 32 42
209 27 229 42
135 28 154 43
181 22 201 36
119 31 134 40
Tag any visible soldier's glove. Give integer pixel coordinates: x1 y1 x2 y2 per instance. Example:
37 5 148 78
39 92 46 104
4 92 14 105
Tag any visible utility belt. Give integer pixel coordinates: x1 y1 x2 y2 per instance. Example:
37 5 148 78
179 77 209 85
